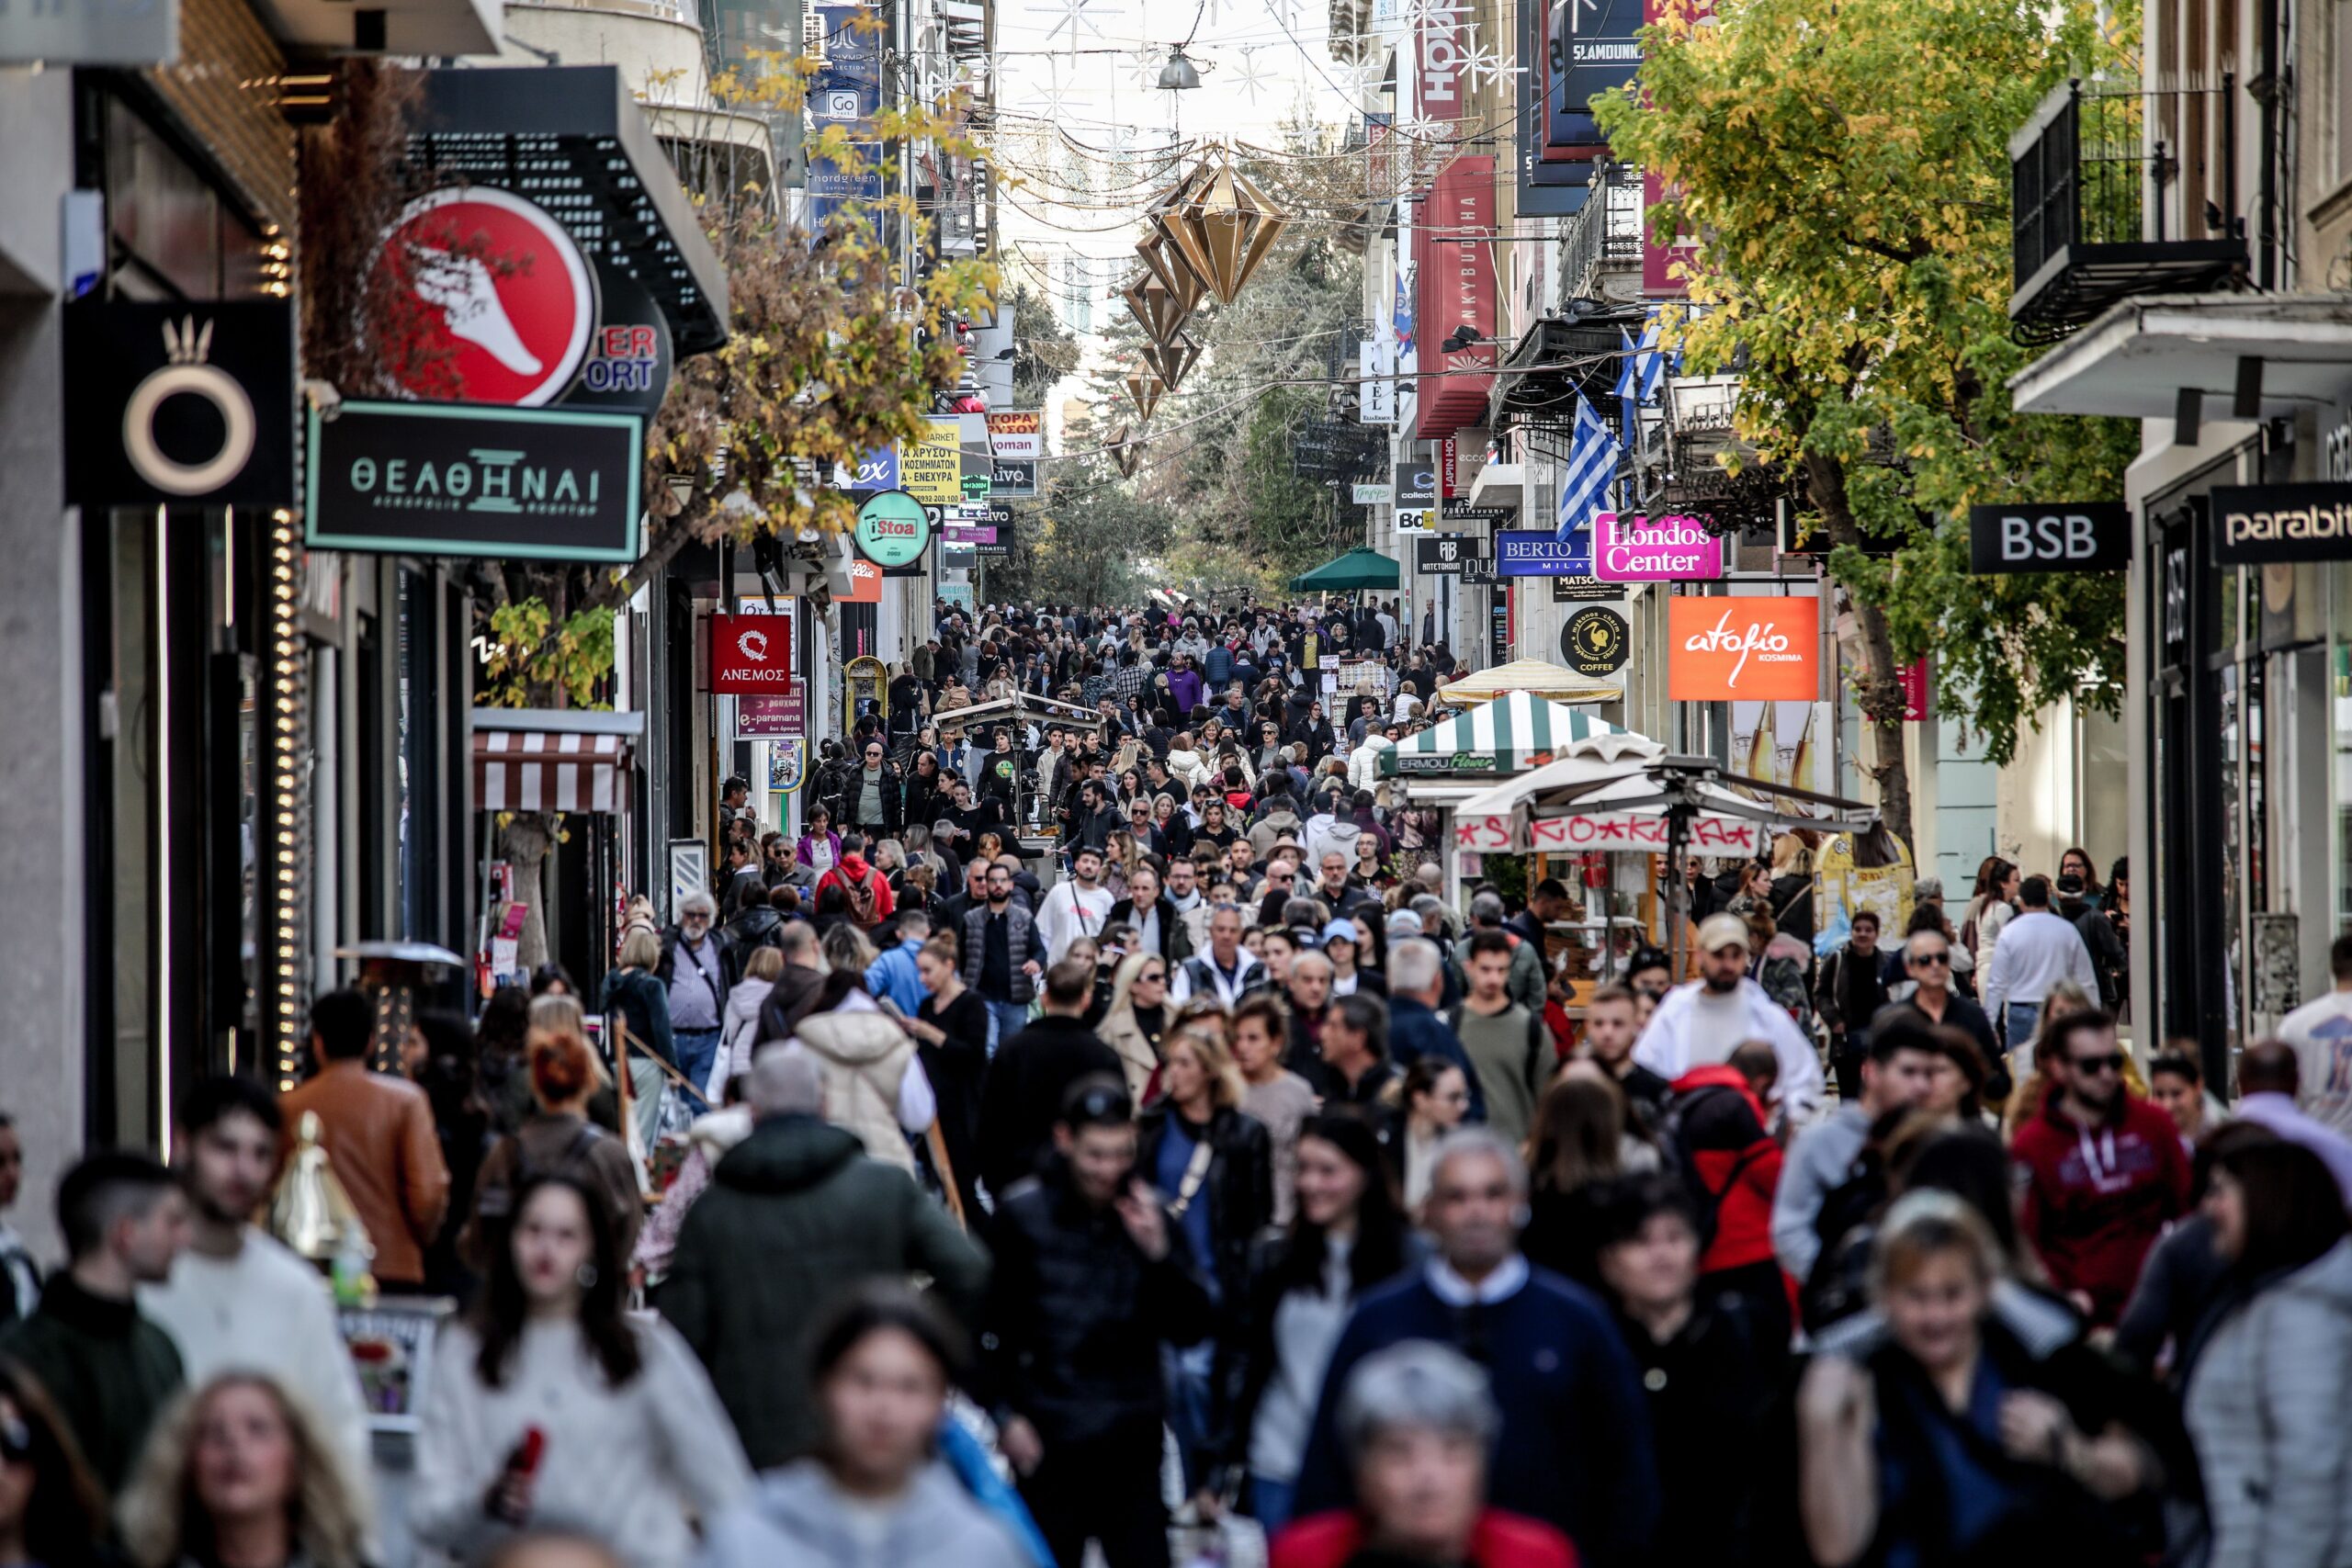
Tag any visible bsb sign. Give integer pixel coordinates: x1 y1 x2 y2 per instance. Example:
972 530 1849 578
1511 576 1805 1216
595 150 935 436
306 400 642 561
1966 502 2130 572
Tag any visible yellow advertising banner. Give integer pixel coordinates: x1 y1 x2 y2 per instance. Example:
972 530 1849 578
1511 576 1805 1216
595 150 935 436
900 416 962 503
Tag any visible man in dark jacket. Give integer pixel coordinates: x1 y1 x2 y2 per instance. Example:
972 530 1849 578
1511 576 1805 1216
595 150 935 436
719 878 784 986
1106 863 1193 965
1292 1129 1658 1567
0 1151 187 1491
1385 938 1487 1122
983 1076 1212 1568
660 1044 988 1469
964 860 1046 1050
1813 910 1900 1101
977 959 1123 1199
842 739 904 839
2057 874 2127 1010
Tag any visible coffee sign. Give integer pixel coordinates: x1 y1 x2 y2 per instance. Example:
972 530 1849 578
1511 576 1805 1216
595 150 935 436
2209 485 2352 565
1966 502 2129 572
1560 604 1630 678
1591 513 1722 581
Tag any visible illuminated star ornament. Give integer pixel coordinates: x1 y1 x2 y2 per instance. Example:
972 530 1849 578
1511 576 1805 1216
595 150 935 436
1124 47 1164 91
1020 61 1089 119
1228 46 1277 105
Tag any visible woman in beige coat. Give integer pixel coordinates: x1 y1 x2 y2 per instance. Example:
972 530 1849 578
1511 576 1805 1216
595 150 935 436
1094 950 1174 1107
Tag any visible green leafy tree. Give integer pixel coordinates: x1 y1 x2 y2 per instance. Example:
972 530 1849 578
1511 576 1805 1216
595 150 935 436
1598 0 2137 844
1009 284 1079 409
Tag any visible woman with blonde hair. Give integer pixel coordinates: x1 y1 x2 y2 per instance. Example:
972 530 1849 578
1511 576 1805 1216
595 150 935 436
598 927 675 1148
119 1373 369 1568
464 997 644 1267
1095 949 1174 1106
1135 1024 1272 1506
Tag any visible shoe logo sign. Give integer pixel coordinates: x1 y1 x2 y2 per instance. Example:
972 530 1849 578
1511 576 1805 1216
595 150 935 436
374 187 595 406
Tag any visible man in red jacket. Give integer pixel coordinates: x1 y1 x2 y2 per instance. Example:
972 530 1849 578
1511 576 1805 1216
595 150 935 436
2011 1009 2191 1326
1663 1062 1787 1350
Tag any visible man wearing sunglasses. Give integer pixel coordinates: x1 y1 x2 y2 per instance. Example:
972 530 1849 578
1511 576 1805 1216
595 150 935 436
1871 930 2000 1089
2011 1009 2191 1327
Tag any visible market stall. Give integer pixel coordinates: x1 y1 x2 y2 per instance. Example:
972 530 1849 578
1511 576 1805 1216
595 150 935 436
1427 657 1623 709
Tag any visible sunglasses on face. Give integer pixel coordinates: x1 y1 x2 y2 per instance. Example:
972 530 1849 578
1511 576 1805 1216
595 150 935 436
1907 951 1951 968
2070 1053 2126 1076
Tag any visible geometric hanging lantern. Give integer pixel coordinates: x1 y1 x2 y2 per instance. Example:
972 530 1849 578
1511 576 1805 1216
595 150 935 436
1120 272 1193 346
1108 424 1148 478
1136 229 1207 313
1139 331 1202 390
1125 371 1164 420
1154 155 1289 306
1148 157 1222 299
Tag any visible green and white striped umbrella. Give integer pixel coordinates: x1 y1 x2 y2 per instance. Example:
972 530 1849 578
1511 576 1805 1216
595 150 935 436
1383 692 1664 777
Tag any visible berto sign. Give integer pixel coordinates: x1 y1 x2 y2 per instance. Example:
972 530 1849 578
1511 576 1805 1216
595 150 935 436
2209 485 2352 565
853 490 933 570
708 613 794 695
305 400 642 561
1966 502 2129 572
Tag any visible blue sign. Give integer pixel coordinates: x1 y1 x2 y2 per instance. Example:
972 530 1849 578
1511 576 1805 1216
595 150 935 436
809 6 884 234
1496 530 1594 577
851 446 898 489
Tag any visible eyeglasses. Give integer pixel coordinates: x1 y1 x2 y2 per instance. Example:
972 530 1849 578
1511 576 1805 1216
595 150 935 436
1907 951 1951 968
1141 970 1166 983
2069 1053 2126 1076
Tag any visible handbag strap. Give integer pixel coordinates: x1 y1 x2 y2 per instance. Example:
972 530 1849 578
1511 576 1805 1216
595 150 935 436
1166 1135 1216 1220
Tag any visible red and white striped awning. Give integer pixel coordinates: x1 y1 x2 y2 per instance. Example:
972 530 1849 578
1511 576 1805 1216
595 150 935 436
474 719 638 814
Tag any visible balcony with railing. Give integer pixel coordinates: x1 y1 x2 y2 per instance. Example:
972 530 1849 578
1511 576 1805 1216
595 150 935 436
2009 78 2247 344
1558 165 1642 307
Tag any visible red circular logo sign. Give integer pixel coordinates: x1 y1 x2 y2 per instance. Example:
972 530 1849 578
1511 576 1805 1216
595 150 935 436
374 187 595 407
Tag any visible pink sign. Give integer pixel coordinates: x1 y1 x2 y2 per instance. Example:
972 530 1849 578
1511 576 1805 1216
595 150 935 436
1537 813 1761 854
1900 656 1931 721
944 525 997 545
736 691 805 739
1591 513 1724 581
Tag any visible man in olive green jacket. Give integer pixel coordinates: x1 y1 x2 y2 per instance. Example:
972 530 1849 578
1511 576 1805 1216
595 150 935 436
658 1045 988 1469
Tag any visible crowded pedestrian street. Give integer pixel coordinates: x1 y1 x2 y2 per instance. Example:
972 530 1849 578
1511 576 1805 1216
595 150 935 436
8 0 2352 1564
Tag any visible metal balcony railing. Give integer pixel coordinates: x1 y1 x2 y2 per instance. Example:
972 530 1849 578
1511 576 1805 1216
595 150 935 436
2009 78 2247 343
1559 166 1643 305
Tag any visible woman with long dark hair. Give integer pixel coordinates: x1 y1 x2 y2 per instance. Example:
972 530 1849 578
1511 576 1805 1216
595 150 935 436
1521 1070 1657 1288
1227 1113 1419 1537
0 1360 107 1568
415 1174 750 1568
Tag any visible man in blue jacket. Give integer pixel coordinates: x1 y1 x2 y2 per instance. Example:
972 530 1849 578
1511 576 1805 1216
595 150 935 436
1292 1128 1659 1567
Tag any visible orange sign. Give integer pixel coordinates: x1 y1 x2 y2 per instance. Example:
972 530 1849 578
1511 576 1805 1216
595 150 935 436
841 558 883 604
1668 595 1819 701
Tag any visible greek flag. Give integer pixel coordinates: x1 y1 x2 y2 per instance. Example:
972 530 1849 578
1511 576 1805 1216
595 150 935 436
1634 315 1668 402
1614 327 1641 452
1555 396 1619 542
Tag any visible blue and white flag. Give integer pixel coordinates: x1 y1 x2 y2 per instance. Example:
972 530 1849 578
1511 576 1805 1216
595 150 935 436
1634 313 1668 403
1614 327 1642 453
1555 396 1619 542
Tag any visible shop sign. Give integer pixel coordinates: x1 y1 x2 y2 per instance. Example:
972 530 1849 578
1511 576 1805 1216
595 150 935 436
1413 157 1498 439
1442 500 1512 523
1547 0 1642 151
1668 594 1818 701
305 400 642 561
1355 482 1394 505
1396 457 1438 509
840 558 883 603
1396 509 1435 535
558 261 673 417
991 458 1036 497
64 299 295 509
1966 502 2130 572
944 524 996 545
1358 342 1396 425
2209 484 2352 565
0 0 179 64
1560 604 1630 678
373 187 596 407
1416 4 1464 119
736 687 807 739
1453 809 1763 855
1415 536 1493 575
853 490 933 569
899 416 962 503
1489 587 1510 663
960 471 991 501
708 612 795 694
1592 512 1723 581
986 411 1043 459
1900 656 1931 721
1495 530 1591 576
1441 437 1458 496
1552 573 1623 602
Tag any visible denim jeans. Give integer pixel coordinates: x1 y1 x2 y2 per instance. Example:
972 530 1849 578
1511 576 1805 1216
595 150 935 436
2005 1001 2041 1049
672 1027 722 1104
1249 1474 1298 1538
984 998 1029 1056
1161 1340 1217 1496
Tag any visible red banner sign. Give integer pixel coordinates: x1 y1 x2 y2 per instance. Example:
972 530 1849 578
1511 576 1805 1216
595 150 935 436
1414 155 1498 441
1900 656 1932 721
708 613 795 694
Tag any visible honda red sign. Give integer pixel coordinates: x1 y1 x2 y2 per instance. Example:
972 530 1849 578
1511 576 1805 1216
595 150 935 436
708 613 795 694
373 187 596 407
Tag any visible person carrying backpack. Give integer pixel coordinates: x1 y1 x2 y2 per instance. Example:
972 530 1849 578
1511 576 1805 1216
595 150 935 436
817 848 896 932
1657 1061 1788 1357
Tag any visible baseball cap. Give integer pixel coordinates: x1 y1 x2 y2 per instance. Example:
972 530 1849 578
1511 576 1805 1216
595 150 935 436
1321 919 1361 947
1697 912 1752 954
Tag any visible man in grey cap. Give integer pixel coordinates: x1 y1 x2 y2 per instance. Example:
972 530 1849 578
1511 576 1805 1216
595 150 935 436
1631 911 1824 1122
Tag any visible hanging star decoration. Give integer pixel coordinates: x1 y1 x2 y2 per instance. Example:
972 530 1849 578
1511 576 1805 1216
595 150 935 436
1461 37 1521 92
1024 0 1107 50
1019 60 1088 120
1123 47 1163 91
1155 157 1289 305
1228 45 1278 106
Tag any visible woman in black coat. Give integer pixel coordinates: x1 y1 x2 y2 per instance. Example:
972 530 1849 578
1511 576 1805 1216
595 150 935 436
1134 1024 1272 1506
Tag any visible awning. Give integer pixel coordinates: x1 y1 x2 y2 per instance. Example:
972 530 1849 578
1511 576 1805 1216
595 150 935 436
414 67 731 357
1429 658 1626 708
1290 547 1402 592
2008 292 2352 420
473 709 643 814
937 693 1105 733
1451 752 1877 855
1385 693 1662 777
